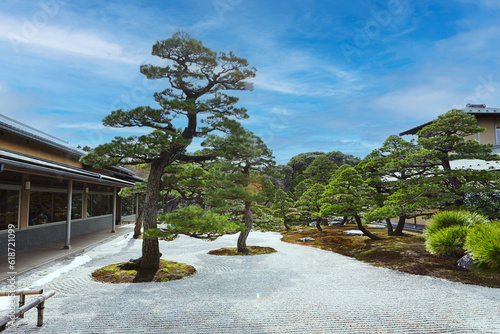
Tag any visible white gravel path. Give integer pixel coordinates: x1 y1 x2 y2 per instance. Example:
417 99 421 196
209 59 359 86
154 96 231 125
1 228 499 333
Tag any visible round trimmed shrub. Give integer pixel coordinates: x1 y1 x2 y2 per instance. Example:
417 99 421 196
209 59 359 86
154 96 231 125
425 210 487 235
426 225 469 256
464 221 500 269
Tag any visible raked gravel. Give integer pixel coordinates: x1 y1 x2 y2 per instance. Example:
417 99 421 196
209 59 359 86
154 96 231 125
1 227 499 333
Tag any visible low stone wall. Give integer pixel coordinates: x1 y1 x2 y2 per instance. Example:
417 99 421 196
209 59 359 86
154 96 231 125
0 215 113 254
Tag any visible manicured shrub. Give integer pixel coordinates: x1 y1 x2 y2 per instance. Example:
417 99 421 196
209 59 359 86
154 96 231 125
464 221 500 269
426 225 469 256
425 210 487 235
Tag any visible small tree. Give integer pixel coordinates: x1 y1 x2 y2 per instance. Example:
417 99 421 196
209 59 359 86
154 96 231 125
296 183 326 232
359 135 437 235
321 165 381 240
271 189 295 230
201 127 275 253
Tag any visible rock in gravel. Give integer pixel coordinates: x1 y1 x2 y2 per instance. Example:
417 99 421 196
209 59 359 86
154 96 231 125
342 230 365 236
457 253 474 269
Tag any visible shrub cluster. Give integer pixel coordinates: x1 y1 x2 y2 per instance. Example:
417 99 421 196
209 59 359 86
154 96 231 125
425 211 499 269
464 221 500 269
426 225 469 257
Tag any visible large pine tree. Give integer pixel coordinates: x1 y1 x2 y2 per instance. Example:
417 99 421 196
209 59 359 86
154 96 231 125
81 32 256 269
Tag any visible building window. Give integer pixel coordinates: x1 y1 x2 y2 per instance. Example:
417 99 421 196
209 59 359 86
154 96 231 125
72 193 83 220
87 194 112 217
0 189 19 230
29 191 68 225
121 195 137 216
496 126 500 145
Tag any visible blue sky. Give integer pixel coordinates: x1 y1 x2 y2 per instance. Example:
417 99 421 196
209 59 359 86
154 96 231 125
1 0 500 164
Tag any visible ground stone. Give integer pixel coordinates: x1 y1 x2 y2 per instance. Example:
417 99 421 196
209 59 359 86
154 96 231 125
457 253 474 269
298 237 315 242
342 230 365 236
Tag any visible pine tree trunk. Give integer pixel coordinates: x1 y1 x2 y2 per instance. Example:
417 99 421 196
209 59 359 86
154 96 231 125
283 217 290 230
139 160 164 269
385 218 394 235
392 216 406 236
354 214 382 240
237 201 253 253
315 217 322 232
133 209 143 239
342 216 348 225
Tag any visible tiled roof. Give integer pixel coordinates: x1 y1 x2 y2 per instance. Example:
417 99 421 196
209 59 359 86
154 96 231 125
464 105 500 114
0 148 136 187
0 113 85 156
399 105 500 136
450 159 500 171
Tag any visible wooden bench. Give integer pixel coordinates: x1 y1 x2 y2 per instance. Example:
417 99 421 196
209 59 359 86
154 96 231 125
0 289 56 331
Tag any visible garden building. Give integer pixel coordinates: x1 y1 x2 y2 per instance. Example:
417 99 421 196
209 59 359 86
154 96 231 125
0 114 142 254
400 103 500 170
398 104 500 226
401 104 500 150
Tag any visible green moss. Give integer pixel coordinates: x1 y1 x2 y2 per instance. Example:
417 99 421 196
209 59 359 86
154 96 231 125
280 225 500 288
92 259 196 283
208 246 277 256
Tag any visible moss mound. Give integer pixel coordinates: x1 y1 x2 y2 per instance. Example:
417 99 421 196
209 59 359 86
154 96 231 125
208 246 277 256
92 260 196 283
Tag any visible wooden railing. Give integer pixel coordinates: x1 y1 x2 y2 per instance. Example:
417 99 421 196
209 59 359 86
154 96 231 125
0 289 56 331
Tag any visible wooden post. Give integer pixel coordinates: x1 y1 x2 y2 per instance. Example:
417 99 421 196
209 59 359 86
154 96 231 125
83 183 88 219
19 174 30 229
136 193 139 221
19 292 26 319
64 179 73 249
37 301 45 327
111 186 117 233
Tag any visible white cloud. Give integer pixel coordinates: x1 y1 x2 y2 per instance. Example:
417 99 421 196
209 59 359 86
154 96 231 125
435 26 500 59
371 84 463 121
252 51 363 97
0 14 141 64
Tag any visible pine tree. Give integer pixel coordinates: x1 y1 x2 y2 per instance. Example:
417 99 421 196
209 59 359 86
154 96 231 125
81 32 255 269
296 183 326 232
321 165 382 240
271 189 295 230
201 127 275 253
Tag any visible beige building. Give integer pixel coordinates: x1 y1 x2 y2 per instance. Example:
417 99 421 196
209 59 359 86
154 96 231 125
399 104 500 226
401 104 500 148
0 114 142 254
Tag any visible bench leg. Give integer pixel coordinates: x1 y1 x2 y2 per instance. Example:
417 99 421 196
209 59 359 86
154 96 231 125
37 301 45 327
19 293 26 319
